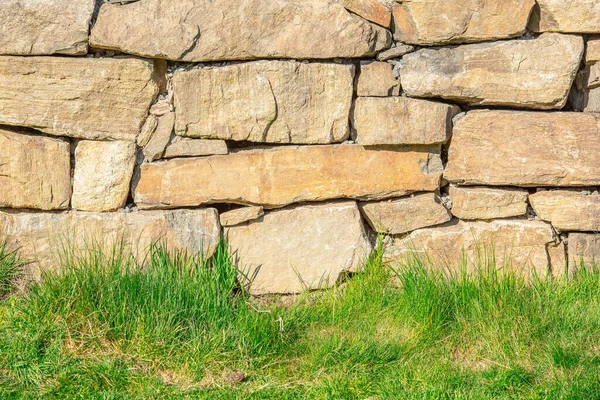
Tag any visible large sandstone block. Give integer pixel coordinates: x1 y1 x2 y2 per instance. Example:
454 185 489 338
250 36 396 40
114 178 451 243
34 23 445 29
449 187 529 220
383 220 565 277
529 190 600 232
529 0 600 33
72 141 137 212
393 0 534 45
0 0 94 55
445 111 600 187
226 202 372 294
0 209 221 280
0 57 162 140
90 0 390 62
568 233 600 274
353 97 459 145
0 129 70 210
400 33 583 110
173 61 354 144
359 193 451 235
134 145 442 209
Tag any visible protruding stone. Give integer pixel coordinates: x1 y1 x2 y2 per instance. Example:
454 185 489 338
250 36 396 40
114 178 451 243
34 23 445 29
72 141 137 212
587 37 600 64
530 190 600 232
220 206 264 227
337 0 391 27
393 0 535 45
353 97 459 145
134 145 442 209
0 128 70 210
568 233 600 274
143 112 175 162
376 43 415 61
90 0 391 62
0 0 94 55
0 57 161 140
356 61 400 97
226 202 372 294
137 115 159 147
173 61 354 144
449 187 529 220
529 0 600 33
164 138 228 159
445 110 600 187
400 33 584 110
359 193 451 235
383 219 565 277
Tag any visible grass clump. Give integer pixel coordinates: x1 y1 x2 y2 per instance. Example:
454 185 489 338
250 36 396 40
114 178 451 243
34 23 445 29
0 241 24 297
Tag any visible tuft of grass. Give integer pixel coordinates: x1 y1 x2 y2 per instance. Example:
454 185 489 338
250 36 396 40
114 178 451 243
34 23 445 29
0 241 24 297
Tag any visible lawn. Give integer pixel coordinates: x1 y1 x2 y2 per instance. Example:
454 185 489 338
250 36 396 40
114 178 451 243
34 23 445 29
1 240 600 399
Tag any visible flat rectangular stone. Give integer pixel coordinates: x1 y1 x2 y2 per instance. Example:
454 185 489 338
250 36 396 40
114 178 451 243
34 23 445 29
173 61 354 144
568 233 600 274
0 56 162 140
445 111 600 187
220 206 264 227
530 190 600 232
449 186 529 220
530 0 600 33
163 138 228 159
356 61 400 96
0 129 70 210
134 145 442 209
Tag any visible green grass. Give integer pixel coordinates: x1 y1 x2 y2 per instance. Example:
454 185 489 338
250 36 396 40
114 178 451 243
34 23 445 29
2 240 600 399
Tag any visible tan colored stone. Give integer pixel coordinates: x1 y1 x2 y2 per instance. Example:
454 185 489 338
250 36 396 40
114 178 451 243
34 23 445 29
226 202 372 294
164 138 228 159
383 219 565 277
449 187 529 220
0 0 94 55
400 33 583 110
529 190 600 232
376 43 415 61
173 61 354 144
529 0 600 33
353 97 459 145
72 141 136 212
587 38 600 64
0 209 221 280
137 115 158 147
149 101 172 117
583 88 600 112
359 193 451 235
90 0 390 62
568 233 600 273
357 61 400 97
134 145 442 209
393 0 535 45
445 110 600 187
0 57 161 140
143 112 175 161
0 128 70 210
220 206 264 227
337 0 391 27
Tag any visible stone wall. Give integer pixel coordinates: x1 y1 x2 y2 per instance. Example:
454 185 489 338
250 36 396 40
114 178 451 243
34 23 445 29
1 0 599 293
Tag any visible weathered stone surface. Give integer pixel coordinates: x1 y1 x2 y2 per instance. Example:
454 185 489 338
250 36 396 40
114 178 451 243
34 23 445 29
173 61 354 144
164 138 228 159
376 43 415 61
143 112 175 161
529 0 600 33
0 129 70 210
587 37 600 64
359 193 451 235
337 0 391 27
445 111 600 187
530 190 600 232
353 97 459 145
393 0 535 45
0 57 161 140
90 0 390 62
357 61 400 97
568 233 600 273
400 33 583 110
226 202 372 294
0 0 94 55
72 141 137 212
449 187 529 220
134 145 442 209
220 206 264 227
383 220 565 277
0 209 221 279
137 115 158 147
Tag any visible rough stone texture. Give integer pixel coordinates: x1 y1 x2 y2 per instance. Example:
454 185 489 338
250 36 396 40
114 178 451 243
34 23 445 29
449 187 529 220
0 57 161 140
220 206 265 227
72 141 137 212
143 112 175 161
359 193 451 235
226 202 372 294
569 233 600 273
400 33 584 110
0 129 70 211
134 145 442 209
353 97 459 145
90 0 391 62
0 209 221 279
172 61 354 144
337 0 391 27
0 0 94 55
137 115 158 147
587 37 600 64
445 111 600 187
393 0 535 45
356 61 400 97
383 220 565 277
376 43 414 61
529 0 600 33
529 190 600 232
164 138 228 159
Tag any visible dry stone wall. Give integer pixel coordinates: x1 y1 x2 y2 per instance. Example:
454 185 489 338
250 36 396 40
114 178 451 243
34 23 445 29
1 0 600 293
